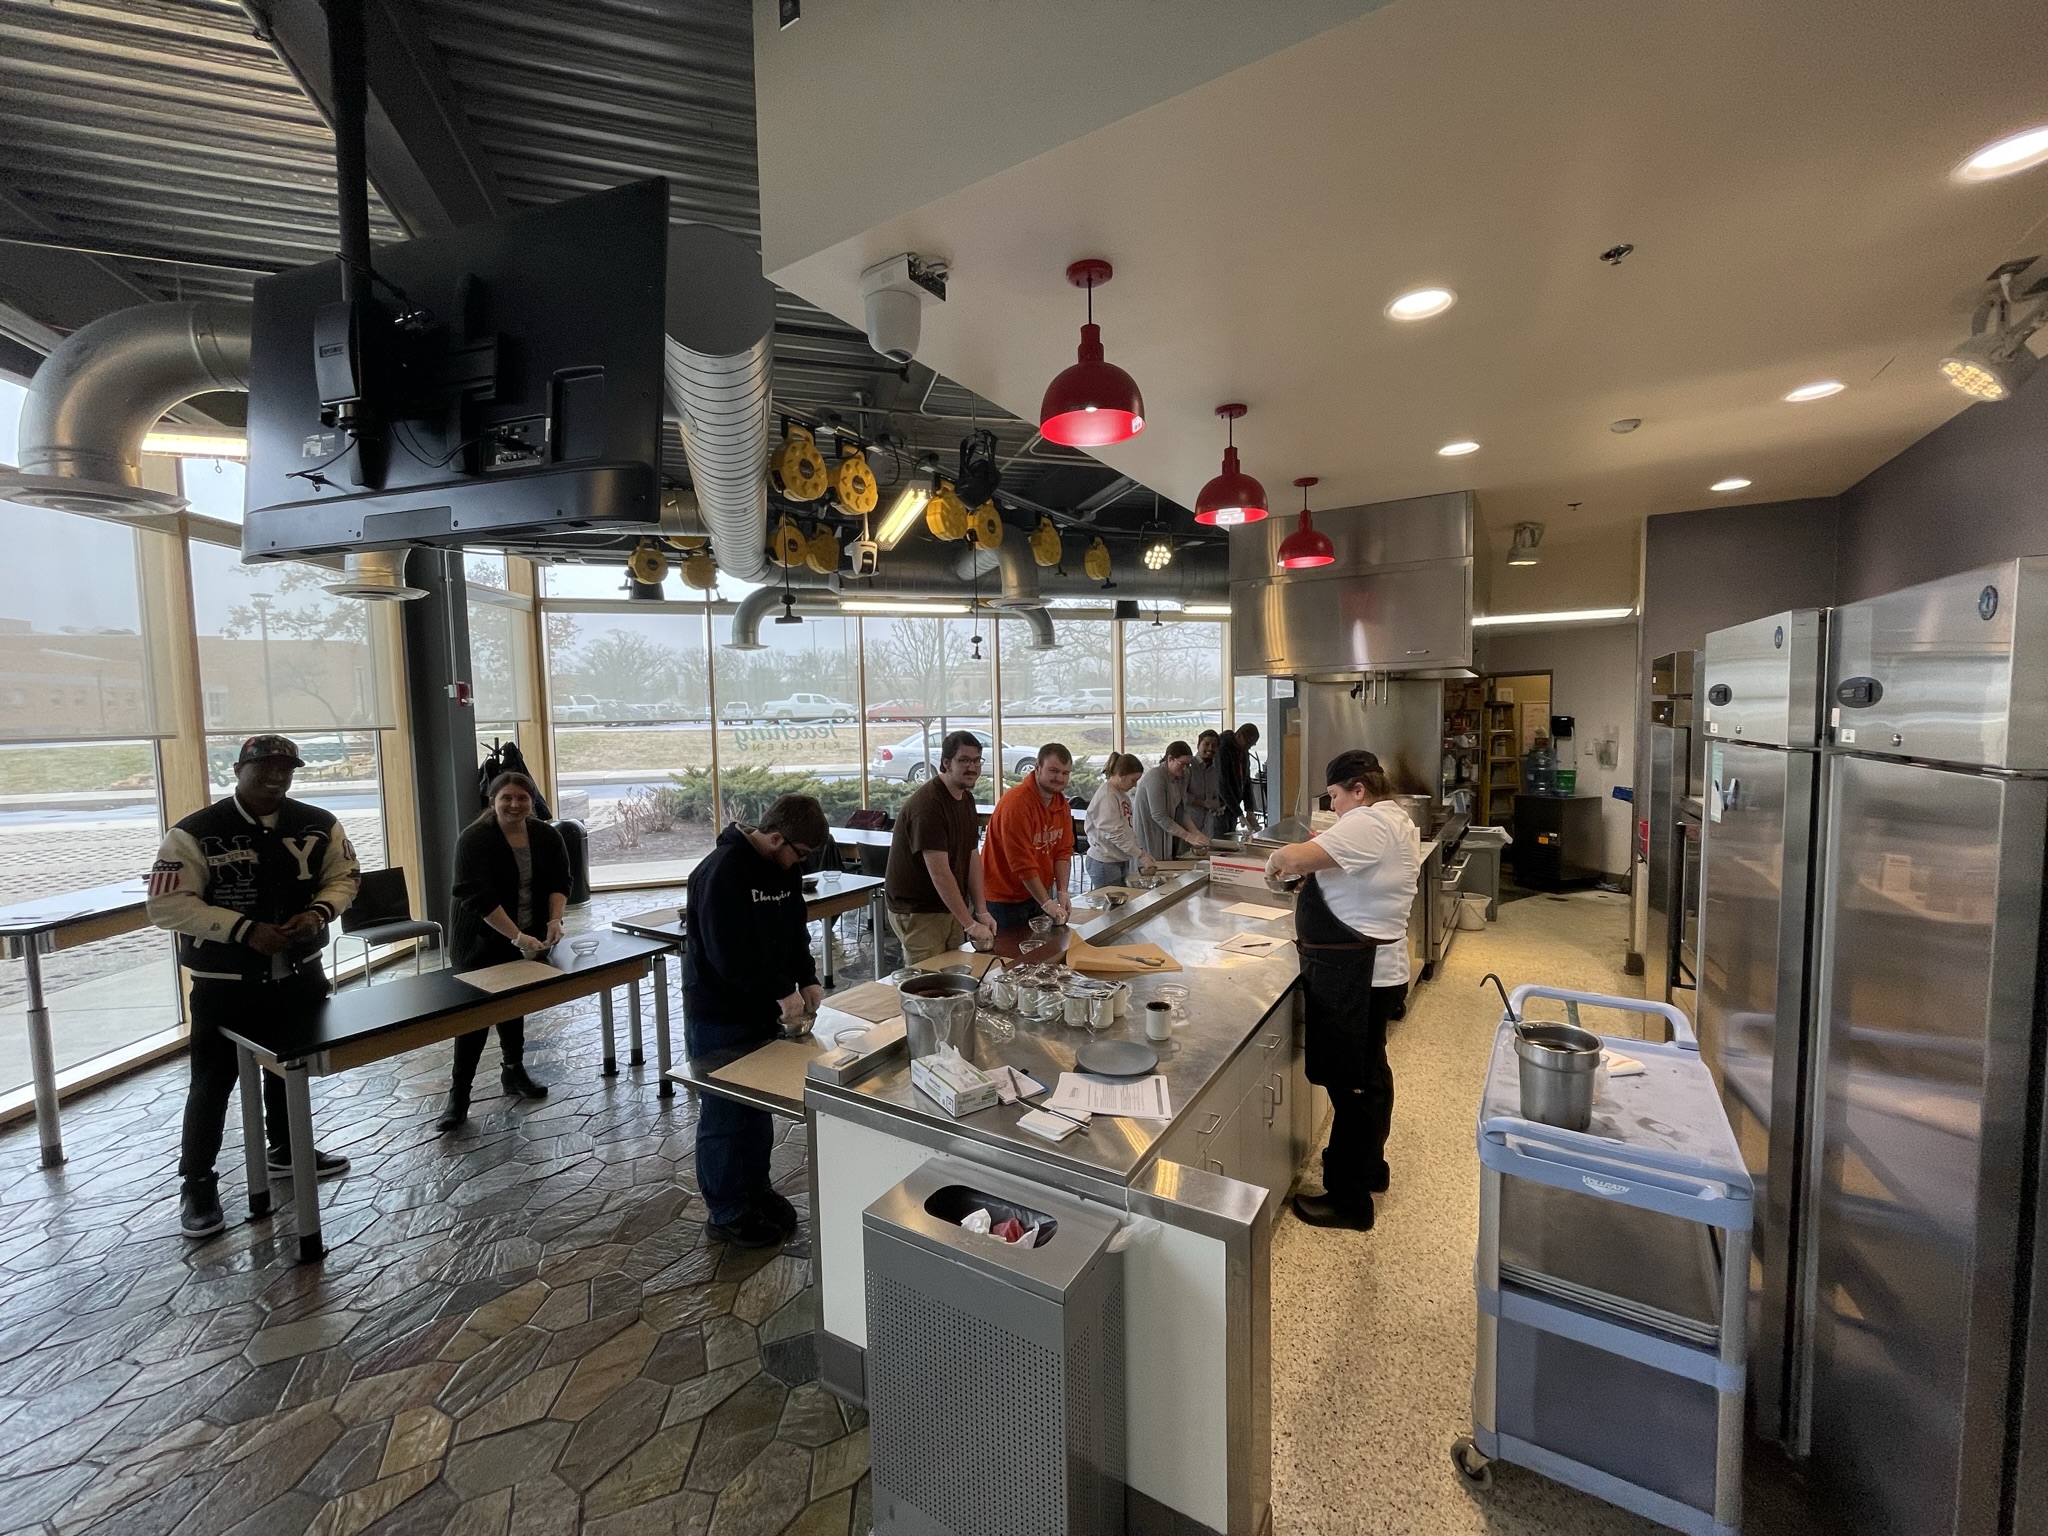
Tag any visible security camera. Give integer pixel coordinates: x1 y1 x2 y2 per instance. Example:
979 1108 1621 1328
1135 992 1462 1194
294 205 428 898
848 538 880 578
859 254 947 364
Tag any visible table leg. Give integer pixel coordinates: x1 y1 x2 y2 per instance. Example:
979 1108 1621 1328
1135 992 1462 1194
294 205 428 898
600 988 617 1077
653 954 674 1099
21 946 62 1168
820 918 835 990
236 1047 271 1220
283 1062 323 1263
871 891 886 982
629 976 645 1067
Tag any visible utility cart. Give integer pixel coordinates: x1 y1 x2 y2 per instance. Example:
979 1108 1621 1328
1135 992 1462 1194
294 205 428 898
1454 985 1753 1536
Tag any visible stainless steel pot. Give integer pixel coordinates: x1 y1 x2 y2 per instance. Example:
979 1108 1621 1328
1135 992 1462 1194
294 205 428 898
1513 1022 1601 1131
899 973 981 1058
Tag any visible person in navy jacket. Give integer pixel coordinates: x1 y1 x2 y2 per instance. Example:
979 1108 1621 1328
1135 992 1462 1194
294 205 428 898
683 794 828 1249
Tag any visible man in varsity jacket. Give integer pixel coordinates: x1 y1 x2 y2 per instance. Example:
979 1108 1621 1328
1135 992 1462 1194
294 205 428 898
148 734 361 1238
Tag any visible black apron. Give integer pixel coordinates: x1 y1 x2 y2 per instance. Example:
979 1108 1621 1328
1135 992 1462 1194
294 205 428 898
1295 871 1387 1089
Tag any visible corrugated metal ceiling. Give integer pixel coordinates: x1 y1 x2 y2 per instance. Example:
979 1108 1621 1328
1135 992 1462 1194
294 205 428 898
0 0 1134 517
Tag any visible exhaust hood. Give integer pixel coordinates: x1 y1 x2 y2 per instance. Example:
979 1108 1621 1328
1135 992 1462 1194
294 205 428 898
1229 490 1475 678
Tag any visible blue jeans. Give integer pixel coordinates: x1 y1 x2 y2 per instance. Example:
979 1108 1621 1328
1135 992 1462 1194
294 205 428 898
697 1091 774 1226
1087 858 1130 890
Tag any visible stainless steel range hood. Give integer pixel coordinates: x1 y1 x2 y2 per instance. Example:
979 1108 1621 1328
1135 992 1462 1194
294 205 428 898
1229 490 1475 678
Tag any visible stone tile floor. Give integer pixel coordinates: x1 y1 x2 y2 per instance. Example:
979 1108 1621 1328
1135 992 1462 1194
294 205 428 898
0 888 873 1536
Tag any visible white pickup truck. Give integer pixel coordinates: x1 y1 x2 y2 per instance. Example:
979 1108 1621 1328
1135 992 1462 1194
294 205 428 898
762 692 855 722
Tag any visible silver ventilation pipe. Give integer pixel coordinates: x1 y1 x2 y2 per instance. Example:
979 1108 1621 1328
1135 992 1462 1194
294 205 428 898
723 572 1058 651
0 301 250 518
870 533 1230 604
326 548 426 601
664 224 776 586
956 524 1043 610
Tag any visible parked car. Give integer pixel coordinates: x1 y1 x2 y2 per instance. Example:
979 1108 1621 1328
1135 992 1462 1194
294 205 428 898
720 700 755 722
1071 687 1114 715
553 693 603 722
1013 693 1067 717
865 699 922 722
763 692 855 722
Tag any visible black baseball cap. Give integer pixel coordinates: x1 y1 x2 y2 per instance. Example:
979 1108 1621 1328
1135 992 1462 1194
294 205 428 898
236 733 304 767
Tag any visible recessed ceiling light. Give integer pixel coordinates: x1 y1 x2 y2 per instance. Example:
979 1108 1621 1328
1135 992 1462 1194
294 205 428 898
1956 125 2048 182
1437 440 1480 457
1711 477 1752 493
1609 418 1641 434
1385 287 1456 321
1784 380 1845 402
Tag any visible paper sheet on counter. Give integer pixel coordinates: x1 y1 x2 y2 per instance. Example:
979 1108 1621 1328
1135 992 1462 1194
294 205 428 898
911 949 999 978
710 1038 824 1102
454 959 565 994
1220 900 1291 920
821 981 903 1023
1065 933 1181 974
1046 1072 1173 1120
1216 931 1289 957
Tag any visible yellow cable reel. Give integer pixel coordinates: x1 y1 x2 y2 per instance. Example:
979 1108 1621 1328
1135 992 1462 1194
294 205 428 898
626 539 669 587
768 514 807 568
924 483 969 541
769 423 828 502
1029 516 1063 567
680 549 717 591
804 526 842 575
966 500 1002 549
1083 536 1112 583
834 450 878 515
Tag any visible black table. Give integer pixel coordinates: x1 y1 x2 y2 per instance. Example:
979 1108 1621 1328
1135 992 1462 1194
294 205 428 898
0 879 152 1167
222 931 667 1261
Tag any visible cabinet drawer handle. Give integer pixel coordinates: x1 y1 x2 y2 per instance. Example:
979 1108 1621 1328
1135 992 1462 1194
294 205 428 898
1206 1158 1225 1175
1260 1032 1281 1053
1200 1112 1223 1134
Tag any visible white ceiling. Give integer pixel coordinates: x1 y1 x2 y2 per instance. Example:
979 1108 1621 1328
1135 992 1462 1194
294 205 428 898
764 0 2048 546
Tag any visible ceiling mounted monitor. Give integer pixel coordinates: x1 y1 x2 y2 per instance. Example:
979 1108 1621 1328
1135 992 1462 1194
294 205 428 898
242 178 669 561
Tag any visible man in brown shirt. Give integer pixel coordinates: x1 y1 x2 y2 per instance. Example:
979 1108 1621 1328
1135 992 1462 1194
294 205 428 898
884 730 995 962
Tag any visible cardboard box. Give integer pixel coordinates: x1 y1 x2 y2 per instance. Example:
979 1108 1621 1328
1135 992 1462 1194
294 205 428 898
910 1052 1000 1117
1207 852 1272 891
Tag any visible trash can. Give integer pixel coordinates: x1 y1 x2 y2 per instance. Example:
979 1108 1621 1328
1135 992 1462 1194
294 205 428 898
864 1156 1126 1536
1459 824 1511 919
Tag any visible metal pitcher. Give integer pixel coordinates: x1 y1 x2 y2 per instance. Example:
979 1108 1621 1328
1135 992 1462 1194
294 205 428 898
899 972 980 1058
1513 1022 1601 1131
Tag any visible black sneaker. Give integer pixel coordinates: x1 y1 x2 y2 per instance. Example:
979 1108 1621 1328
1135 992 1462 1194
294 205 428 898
708 1210 786 1250
267 1146 351 1180
180 1182 225 1239
500 1063 549 1100
759 1188 800 1237
1291 1192 1375 1231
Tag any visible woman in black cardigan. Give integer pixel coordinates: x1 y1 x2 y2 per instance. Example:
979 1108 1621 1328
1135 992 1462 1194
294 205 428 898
441 772 571 1129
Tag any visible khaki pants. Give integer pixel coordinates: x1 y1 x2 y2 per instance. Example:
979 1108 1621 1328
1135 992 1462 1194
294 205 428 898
888 907 965 965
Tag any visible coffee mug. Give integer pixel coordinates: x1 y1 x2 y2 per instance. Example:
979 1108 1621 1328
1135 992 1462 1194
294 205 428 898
1144 1000 1174 1042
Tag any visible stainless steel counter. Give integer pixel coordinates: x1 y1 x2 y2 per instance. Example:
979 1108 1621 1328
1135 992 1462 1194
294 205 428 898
805 869 1299 1191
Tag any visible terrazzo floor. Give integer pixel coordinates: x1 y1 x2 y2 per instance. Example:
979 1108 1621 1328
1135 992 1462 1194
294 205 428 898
0 883 1831 1536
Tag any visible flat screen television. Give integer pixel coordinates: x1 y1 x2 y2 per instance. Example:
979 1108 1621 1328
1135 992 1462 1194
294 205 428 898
243 177 668 560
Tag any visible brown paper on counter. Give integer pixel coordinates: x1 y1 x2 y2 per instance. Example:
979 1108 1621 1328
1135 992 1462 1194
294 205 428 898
824 980 905 1023
910 949 999 978
1065 932 1182 974
710 1038 824 1103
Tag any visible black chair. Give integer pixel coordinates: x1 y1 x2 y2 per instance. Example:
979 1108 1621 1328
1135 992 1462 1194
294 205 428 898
340 868 443 984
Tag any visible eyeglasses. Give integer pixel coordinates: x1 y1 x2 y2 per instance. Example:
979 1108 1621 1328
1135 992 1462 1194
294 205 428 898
785 842 817 861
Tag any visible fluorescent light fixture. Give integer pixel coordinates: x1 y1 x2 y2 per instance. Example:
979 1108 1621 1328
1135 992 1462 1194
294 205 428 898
1183 603 1233 617
1505 521 1544 567
1956 124 2048 182
840 599 970 616
142 431 248 458
1783 380 1845 402
1385 287 1456 321
1472 607 1635 627
1710 477 1752 492
1437 440 1480 456
874 485 930 550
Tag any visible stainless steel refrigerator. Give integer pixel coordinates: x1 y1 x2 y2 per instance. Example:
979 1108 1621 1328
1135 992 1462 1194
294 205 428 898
1805 558 2048 1536
1647 650 1702 1005
1697 608 1827 1450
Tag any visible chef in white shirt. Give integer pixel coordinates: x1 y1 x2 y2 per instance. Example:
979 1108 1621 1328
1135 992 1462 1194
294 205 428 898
1264 749 1422 1231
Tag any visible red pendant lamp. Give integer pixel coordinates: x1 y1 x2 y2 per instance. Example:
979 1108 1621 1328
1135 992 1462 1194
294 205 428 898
1193 403 1268 526
1277 476 1335 568
1039 259 1145 447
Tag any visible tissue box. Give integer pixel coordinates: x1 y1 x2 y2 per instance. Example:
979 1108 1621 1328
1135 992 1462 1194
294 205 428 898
1208 852 1271 890
910 1052 999 1117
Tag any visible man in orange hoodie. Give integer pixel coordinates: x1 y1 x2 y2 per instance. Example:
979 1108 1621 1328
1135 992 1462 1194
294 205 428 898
982 742 1075 930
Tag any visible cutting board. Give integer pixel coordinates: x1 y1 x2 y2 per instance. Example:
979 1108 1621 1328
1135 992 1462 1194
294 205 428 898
1065 932 1182 974
911 949 999 978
